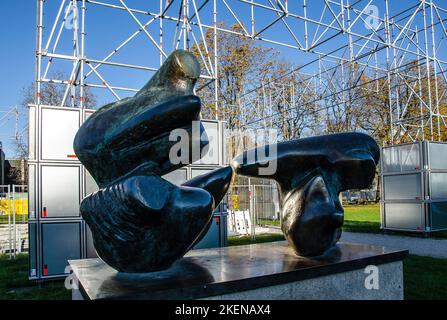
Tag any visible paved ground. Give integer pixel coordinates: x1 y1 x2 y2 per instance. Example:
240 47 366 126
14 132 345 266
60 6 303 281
340 231 447 259
236 226 447 259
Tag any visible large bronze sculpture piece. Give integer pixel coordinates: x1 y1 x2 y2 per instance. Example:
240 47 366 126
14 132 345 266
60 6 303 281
74 50 233 272
74 50 379 273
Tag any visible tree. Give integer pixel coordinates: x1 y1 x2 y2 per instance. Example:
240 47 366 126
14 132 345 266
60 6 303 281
259 64 316 140
192 24 319 163
10 72 98 181
357 75 391 145
192 24 276 129
22 71 97 109
356 60 447 145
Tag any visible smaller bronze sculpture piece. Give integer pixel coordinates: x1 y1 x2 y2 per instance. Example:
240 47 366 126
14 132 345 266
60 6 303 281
232 132 380 257
74 50 233 272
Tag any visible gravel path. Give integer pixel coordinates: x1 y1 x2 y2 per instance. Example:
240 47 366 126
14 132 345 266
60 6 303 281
252 227 447 259
340 231 447 259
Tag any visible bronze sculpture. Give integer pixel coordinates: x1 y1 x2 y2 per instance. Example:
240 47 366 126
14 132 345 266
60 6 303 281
74 50 233 272
232 133 380 256
74 49 379 272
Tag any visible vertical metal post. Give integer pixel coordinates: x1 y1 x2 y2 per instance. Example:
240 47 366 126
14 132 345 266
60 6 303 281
303 0 308 50
346 0 354 131
213 0 218 120
71 0 79 107
422 0 434 140
416 26 425 140
160 0 164 66
253 185 257 237
392 20 400 140
429 1 441 140
35 0 44 106
80 0 86 109
250 0 254 37
385 0 394 144
7 185 11 259
374 51 379 92
248 178 255 240
13 186 16 258
182 0 187 50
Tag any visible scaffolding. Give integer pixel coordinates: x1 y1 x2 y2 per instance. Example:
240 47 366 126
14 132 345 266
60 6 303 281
35 0 447 144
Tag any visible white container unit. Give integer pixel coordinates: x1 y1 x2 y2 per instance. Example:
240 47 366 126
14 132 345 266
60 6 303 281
380 141 447 233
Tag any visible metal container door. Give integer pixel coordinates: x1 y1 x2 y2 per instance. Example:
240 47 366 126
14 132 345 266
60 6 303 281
41 222 81 277
384 203 425 231
41 108 80 161
383 174 422 200
41 165 80 218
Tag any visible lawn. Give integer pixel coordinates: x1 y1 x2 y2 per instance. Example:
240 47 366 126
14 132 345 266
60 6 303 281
257 204 382 233
403 254 447 299
257 218 280 227
228 233 285 246
0 253 69 300
0 214 28 224
343 204 381 233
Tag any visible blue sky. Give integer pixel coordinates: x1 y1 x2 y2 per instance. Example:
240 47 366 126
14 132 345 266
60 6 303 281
0 0 445 156
0 1 35 156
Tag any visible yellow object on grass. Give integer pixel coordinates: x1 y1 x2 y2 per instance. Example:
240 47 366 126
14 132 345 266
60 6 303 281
0 199 29 215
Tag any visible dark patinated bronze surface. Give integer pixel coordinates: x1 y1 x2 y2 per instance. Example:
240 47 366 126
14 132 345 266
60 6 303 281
69 241 408 300
74 50 207 188
74 48 380 273
74 50 233 272
232 132 380 257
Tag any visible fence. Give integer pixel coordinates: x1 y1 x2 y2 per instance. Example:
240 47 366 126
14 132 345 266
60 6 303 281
0 185 28 258
227 181 379 240
227 183 280 239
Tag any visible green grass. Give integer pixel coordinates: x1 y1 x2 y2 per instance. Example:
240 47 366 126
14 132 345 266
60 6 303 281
253 204 383 233
257 218 280 227
248 204 447 237
343 204 381 233
0 253 70 300
0 214 28 224
228 233 285 246
404 254 447 300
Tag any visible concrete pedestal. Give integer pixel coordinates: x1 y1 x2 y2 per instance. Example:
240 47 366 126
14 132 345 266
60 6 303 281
69 241 407 300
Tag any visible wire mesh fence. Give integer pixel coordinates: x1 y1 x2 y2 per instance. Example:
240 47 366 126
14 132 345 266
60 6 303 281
227 182 281 240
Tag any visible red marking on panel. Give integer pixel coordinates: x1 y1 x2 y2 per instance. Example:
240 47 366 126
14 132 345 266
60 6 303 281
43 207 47 218
43 265 48 276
